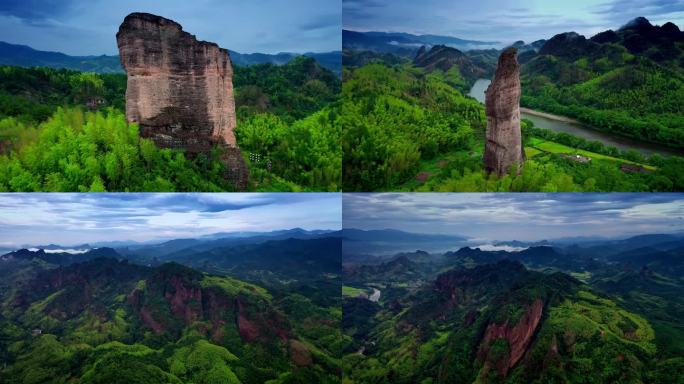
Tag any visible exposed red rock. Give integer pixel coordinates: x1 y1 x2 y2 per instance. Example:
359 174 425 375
484 48 524 176
478 299 544 377
127 288 142 307
289 339 313 367
236 297 260 342
203 288 234 343
140 306 164 334
116 12 247 189
165 275 203 323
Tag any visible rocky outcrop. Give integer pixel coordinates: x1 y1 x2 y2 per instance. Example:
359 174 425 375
483 48 524 176
165 275 203 323
477 299 544 377
236 297 260 342
116 12 247 189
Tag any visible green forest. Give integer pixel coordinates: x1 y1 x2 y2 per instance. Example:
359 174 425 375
0 57 341 192
0 254 342 384
519 18 684 150
341 63 684 192
341 238 684 384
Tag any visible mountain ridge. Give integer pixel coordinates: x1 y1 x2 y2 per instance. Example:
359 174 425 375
0 40 341 75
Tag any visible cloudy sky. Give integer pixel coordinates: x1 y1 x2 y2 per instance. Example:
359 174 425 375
0 0 341 55
0 193 341 248
343 0 684 44
344 193 684 242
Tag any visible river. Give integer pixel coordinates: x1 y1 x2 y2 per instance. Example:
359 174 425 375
468 79 682 157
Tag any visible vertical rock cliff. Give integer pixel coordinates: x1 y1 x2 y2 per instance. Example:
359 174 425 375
116 12 247 189
483 48 524 176
477 299 544 378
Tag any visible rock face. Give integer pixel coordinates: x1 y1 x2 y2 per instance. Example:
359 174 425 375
116 12 247 189
477 299 544 377
484 48 524 176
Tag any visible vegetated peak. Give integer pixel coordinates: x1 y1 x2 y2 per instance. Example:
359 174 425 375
516 245 557 254
662 21 682 34
416 45 427 58
414 44 488 80
450 246 491 254
1 248 45 260
435 259 528 291
621 16 653 30
390 254 418 267
511 40 526 48
538 31 593 59
415 44 466 61
590 29 620 43
153 261 204 283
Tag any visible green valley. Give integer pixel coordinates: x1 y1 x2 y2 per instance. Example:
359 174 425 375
341 17 684 192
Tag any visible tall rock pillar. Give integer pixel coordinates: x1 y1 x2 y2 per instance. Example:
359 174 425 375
484 48 524 176
116 12 248 190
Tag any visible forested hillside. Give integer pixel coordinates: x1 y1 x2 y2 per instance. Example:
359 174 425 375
342 235 684 383
520 17 684 148
0 254 341 383
341 63 684 191
0 57 341 192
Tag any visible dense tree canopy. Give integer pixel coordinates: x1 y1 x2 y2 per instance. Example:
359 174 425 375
0 61 341 191
342 62 684 192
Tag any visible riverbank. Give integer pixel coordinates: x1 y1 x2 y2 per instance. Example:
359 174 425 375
469 78 682 157
520 107 579 124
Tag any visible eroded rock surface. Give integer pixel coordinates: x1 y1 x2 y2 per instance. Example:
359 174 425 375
477 299 544 377
117 12 247 189
484 48 524 176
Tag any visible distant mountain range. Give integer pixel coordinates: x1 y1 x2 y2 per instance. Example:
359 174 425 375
340 228 469 256
343 29 501 56
0 41 341 75
8 228 336 253
0 228 343 293
341 227 684 260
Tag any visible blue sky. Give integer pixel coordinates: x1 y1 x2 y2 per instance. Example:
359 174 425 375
343 193 684 242
0 193 341 247
343 0 684 44
0 0 341 55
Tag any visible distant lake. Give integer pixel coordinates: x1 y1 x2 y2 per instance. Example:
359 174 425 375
469 78 682 157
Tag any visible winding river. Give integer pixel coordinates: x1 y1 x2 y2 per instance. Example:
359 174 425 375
468 79 682 157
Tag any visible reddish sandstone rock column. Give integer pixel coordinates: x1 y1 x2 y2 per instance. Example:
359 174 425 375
484 48 524 176
117 12 247 189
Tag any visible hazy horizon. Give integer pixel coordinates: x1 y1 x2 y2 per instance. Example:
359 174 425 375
0 193 342 248
343 193 684 242
0 0 341 56
343 0 684 46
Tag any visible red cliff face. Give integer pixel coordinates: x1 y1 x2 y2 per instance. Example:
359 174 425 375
484 48 524 176
165 275 203 323
116 12 247 189
236 297 260 342
128 271 291 349
478 299 544 377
